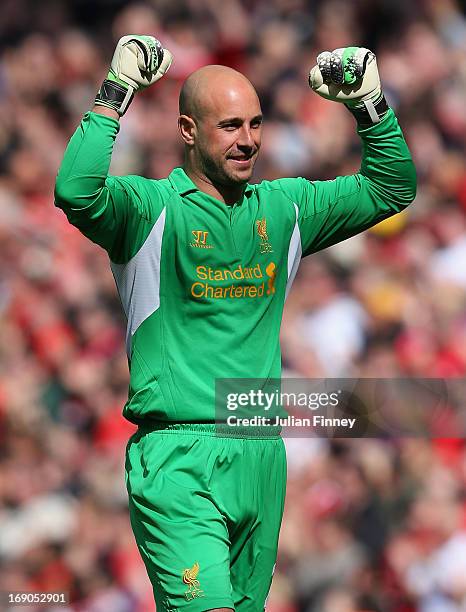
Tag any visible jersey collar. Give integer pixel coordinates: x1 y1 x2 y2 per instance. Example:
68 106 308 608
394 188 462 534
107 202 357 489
168 167 254 198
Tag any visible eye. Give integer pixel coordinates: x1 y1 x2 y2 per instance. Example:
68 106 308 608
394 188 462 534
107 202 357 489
219 120 242 131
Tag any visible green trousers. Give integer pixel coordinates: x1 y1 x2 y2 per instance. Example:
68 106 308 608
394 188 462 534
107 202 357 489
125 424 287 611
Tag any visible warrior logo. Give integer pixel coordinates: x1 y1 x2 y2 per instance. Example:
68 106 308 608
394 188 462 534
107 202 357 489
190 230 214 249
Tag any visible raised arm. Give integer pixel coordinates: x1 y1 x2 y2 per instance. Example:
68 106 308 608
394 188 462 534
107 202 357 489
275 47 416 257
54 36 172 261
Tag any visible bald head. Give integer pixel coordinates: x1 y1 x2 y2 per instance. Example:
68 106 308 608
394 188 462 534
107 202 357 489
179 65 259 121
178 65 263 197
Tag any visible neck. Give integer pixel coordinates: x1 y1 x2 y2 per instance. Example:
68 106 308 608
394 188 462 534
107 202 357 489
183 163 245 205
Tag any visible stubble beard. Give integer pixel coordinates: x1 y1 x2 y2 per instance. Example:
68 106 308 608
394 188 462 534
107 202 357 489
201 151 255 188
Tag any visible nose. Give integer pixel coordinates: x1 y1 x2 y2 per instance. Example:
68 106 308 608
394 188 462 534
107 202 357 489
237 125 254 149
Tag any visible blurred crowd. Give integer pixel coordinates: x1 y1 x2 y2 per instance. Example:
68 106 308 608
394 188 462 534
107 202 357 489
1 0 466 610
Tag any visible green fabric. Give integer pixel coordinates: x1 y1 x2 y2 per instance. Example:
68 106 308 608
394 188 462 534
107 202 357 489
54 109 416 425
125 424 286 611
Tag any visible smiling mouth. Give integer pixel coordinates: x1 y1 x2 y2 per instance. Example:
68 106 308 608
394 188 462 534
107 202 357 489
228 154 255 164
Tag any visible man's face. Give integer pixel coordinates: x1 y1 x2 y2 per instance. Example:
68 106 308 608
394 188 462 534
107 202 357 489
192 84 263 186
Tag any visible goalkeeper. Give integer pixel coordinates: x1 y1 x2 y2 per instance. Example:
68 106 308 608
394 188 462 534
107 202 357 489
54 37 416 612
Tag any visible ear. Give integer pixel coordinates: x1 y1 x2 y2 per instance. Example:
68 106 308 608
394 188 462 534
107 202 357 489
178 115 196 145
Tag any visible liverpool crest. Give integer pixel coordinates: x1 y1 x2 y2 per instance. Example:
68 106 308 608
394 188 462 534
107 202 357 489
256 218 273 253
182 562 204 601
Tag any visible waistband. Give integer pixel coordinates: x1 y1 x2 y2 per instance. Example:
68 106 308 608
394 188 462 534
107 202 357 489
136 422 282 439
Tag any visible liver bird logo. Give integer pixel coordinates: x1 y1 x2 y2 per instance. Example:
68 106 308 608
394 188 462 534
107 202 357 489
256 218 269 241
182 562 204 600
256 218 273 253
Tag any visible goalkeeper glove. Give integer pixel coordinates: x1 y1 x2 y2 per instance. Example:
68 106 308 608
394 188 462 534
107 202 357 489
308 47 388 126
95 35 173 116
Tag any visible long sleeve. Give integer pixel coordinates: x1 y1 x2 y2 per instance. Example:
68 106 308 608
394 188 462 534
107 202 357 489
54 111 160 263
272 109 417 257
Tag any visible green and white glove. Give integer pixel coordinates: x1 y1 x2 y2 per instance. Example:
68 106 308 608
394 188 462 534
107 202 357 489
308 47 388 126
95 35 173 116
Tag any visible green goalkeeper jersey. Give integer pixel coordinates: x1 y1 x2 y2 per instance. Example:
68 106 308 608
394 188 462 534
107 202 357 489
54 110 416 424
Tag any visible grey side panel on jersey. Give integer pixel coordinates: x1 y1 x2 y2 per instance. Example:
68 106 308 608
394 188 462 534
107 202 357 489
111 208 166 356
285 203 302 299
